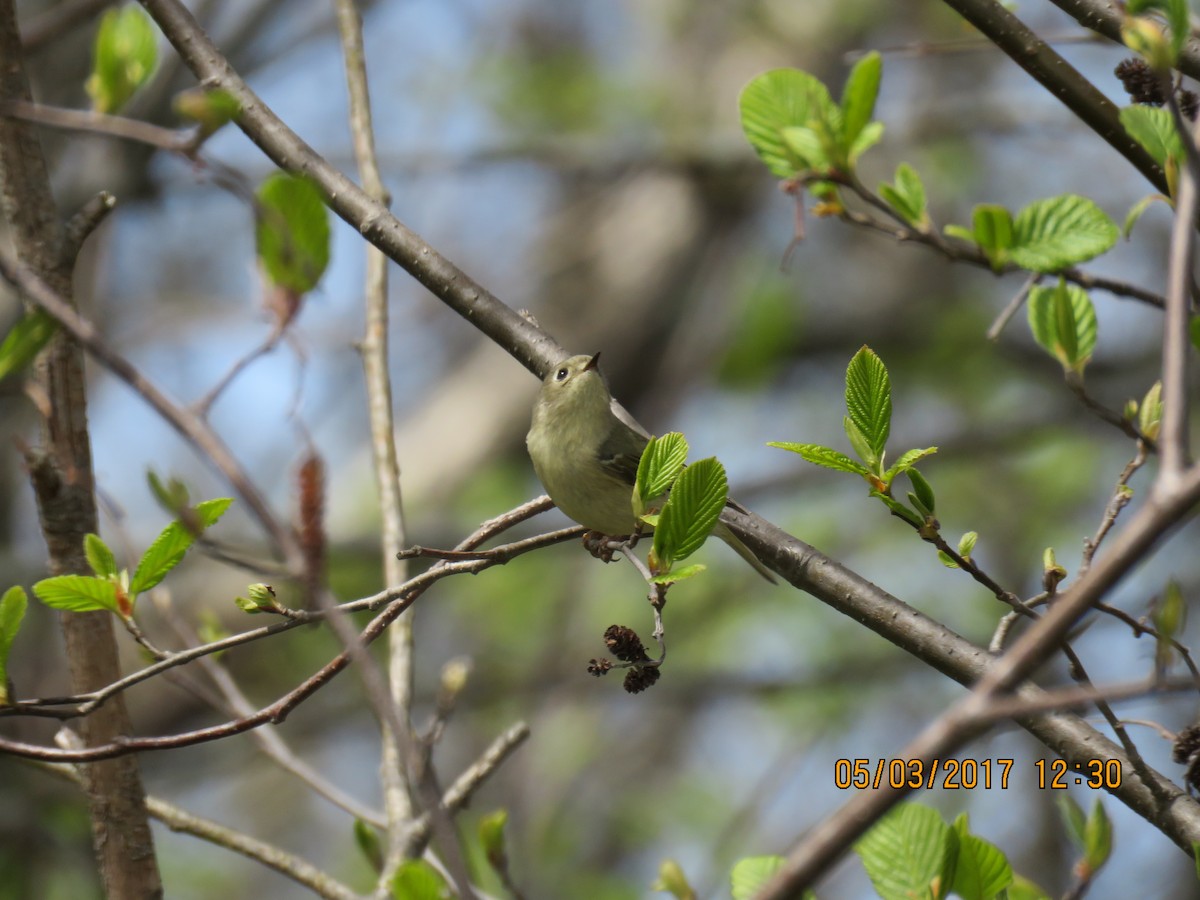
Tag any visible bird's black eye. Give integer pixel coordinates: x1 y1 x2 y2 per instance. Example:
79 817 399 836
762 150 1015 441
555 367 569 381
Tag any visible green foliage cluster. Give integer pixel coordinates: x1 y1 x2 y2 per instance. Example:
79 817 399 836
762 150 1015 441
633 432 729 583
0 496 231 703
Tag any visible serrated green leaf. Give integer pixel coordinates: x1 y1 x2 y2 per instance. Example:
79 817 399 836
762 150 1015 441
730 856 784 900
194 497 233 529
130 498 232 596
33 575 120 615
972 204 1014 268
738 68 838 179
653 458 728 569
885 448 938 485
1083 798 1112 871
0 310 56 384
255 173 332 295
856 803 957 900
86 5 158 114
1120 105 1185 175
390 859 450 900
844 416 878 471
131 522 191 596
0 586 28 705
845 346 891 465
84 533 118 579
1027 280 1096 372
634 433 688 516
879 163 928 228
841 51 881 146
648 564 706 585
767 442 871 476
950 813 1014 900
906 466 936 514
1010 195 1118 273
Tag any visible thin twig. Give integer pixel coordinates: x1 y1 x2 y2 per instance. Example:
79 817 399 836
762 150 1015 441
34 758 358 900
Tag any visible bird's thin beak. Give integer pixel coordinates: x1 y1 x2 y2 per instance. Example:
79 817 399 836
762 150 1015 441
583 352 601 372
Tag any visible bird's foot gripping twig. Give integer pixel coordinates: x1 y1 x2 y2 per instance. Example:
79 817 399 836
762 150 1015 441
581 530 638 562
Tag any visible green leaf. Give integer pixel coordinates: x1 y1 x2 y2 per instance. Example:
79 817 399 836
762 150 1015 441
767 442 871 477
1154 579 1186 673
84 533 118 579
1083 798 1112 873
843 416 877 470
884 448 938 485
1027 280 1097 372
33 575 120 615
353 819 384 874
844 346 891 467
943 223 976 244
848 120 885 165
147 470 190 513
1123 193 1170 238
1058 794 1087 848
730 856 784 900
1120 105 1185 176
479 809 509 870
130 498 232 595
739 68 838 178
0 310 56 384
856 803 957 900
390 859 451 900
85 4 158 114
1010 195 1118 272
872 490 925 527
648 564 707 585
950 814 1014 900
194 497 233 529
1007 874 1054 900
172 87 241 136
958 531 978 558
634 432 688 516
255 173 332 295
0 586 28 705
841 51 881 148
879 163 929 228
652 859 696 900
653 458 728 570
906 467 936 514
1139 380 1163 440
972 204 1014 268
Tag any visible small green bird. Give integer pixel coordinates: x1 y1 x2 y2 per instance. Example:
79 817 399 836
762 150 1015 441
526 353 776 582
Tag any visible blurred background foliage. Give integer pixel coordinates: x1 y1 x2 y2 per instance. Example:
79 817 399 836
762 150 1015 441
1 0 1198 897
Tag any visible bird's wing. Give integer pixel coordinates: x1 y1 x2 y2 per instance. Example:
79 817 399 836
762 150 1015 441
596 418 648 486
